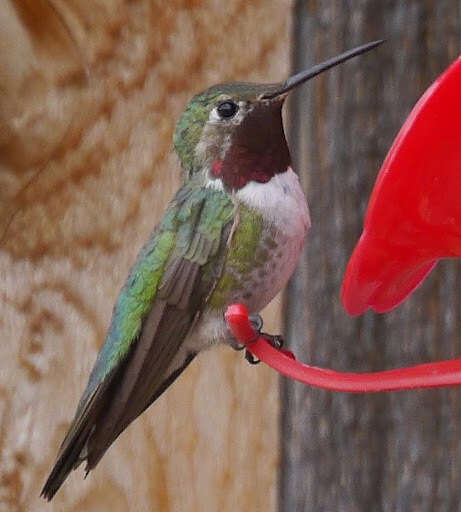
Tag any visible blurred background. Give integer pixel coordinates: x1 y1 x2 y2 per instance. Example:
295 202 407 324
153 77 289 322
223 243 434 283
1 1 461 511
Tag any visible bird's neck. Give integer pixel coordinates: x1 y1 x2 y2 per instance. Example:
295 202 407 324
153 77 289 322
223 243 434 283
209 144 289 190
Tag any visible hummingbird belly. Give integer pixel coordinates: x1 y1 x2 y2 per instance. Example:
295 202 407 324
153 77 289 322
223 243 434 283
224 221 306 313
209 168 310 315
168 225 306 373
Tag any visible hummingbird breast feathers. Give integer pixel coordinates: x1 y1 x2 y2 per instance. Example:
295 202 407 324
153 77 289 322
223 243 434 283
207 167 310 313
235 166 310 237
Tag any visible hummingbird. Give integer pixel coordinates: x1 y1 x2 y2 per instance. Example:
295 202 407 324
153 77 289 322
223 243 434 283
41 40 383 500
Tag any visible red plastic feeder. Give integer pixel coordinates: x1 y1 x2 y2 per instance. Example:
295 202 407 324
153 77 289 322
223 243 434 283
342 56 461 315
225 56 461 393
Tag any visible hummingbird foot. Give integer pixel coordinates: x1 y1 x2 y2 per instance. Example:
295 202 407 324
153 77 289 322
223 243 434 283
250 313 285 350
247 315 284 365
248 313 264 332
243 335 284 365
226 312 284 364
227 314 264 352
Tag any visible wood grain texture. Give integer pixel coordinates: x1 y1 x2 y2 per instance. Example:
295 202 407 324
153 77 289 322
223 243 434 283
0 1 291 509
281 1 461 511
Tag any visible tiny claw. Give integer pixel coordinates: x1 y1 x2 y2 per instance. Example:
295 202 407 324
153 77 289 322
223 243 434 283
243 333 284 365
249 313 264 333
262 333 284 350
245 349 260 365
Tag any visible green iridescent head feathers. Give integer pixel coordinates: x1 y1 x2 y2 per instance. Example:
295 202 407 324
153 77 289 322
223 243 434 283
173 82 280 178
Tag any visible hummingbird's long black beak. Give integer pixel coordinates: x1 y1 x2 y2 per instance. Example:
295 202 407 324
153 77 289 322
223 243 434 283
262 39 385 100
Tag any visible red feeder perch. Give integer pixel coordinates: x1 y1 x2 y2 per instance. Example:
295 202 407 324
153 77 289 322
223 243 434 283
225 304 461 392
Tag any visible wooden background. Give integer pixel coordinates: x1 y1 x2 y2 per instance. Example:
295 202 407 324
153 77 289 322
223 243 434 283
282 1 461 511
0 1 291 510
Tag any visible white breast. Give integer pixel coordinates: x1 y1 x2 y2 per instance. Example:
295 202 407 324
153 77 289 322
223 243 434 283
236 167 311 236
233 167 311 312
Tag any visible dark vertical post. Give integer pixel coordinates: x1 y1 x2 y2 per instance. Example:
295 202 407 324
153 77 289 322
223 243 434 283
281 1 461 511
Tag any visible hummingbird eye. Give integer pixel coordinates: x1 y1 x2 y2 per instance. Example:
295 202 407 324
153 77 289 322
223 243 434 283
216 100 239 119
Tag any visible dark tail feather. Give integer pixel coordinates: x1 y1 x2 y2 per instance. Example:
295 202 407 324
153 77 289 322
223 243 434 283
41 354 195 500
41 305 196 500
87 351 197 470
41 343 195 500
40 382 109 501
40 425 92 501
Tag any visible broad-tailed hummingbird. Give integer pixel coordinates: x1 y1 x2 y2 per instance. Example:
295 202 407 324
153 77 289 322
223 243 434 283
42 40 383 500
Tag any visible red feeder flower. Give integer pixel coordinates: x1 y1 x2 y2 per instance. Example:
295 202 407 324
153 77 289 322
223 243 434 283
342 56 461 315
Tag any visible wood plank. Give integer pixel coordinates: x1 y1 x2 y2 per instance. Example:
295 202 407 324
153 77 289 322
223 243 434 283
281 1 461 510
0 1 291 509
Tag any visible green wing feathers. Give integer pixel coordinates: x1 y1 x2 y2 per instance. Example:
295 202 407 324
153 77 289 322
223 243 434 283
87 184 234 396
41 183 235 500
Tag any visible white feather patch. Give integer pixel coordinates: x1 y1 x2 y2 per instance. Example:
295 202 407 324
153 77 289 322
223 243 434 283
236 167 311 237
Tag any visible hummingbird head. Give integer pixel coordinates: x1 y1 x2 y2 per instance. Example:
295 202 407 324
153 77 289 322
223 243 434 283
173 40 384 191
